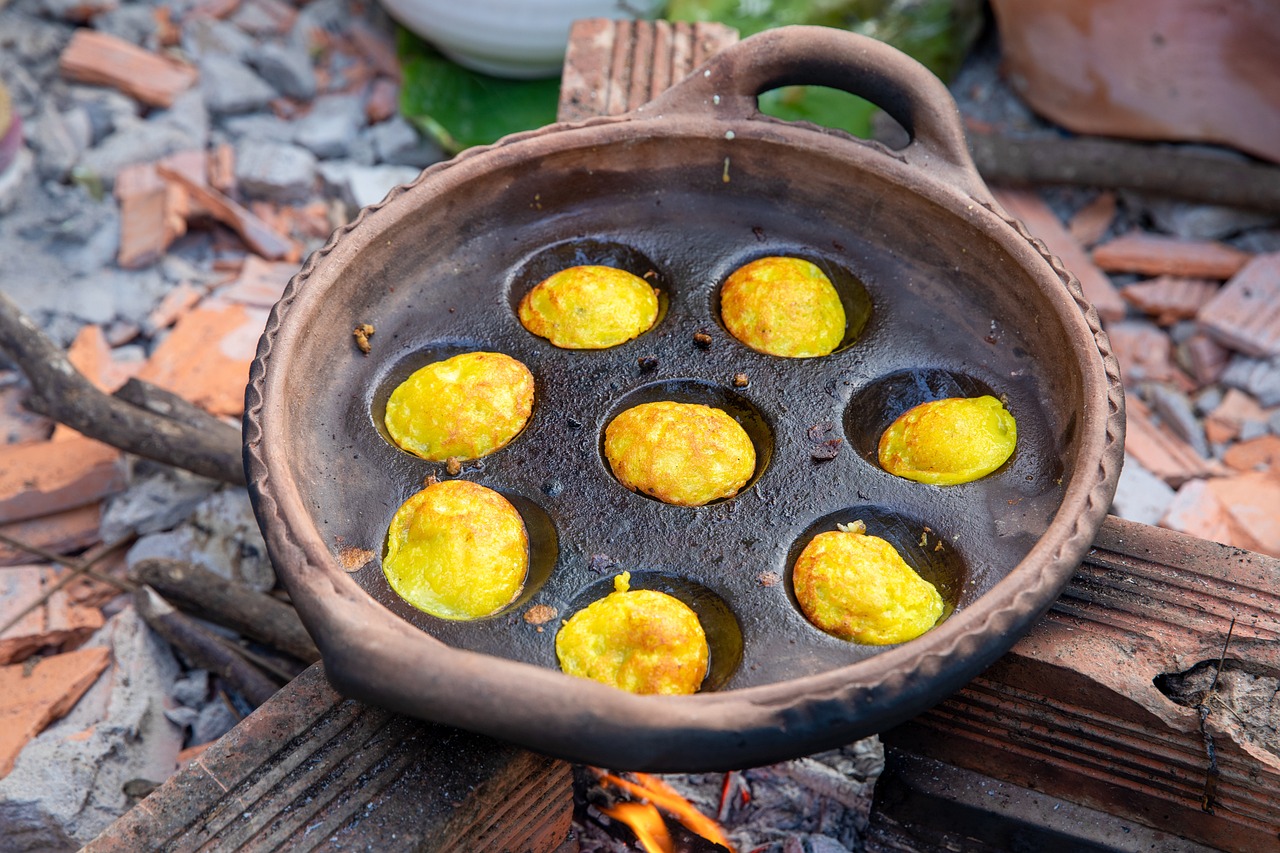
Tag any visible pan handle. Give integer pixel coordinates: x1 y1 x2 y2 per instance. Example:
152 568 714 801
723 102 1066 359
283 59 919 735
644 25 994 205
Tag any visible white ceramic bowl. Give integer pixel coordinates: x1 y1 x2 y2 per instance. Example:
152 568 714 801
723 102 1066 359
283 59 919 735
380 0 666 79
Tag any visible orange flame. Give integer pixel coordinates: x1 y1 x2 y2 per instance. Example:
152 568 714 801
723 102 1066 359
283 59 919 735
599 801 672 853
596 770 736 851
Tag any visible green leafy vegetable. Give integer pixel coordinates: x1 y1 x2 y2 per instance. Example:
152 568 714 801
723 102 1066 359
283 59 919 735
397 29 561 154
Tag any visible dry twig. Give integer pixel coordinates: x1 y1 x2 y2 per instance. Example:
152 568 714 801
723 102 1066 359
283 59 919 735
0 291 246 485
131 558 319 663
134 585 279 706
969 130 1280 214
0 534 134 638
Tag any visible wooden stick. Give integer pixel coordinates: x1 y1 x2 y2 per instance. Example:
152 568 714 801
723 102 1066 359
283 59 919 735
134 585 279 706
968 129 1280 213
114 377 240 439
0 291 246 485
131 558 320 663
0 535 134 638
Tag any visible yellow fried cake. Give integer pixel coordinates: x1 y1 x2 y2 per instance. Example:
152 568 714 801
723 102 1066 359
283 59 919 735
720 256 845 357
555 572 709 695
793 521 943 645
384 351 534 461
604 400 755 506
383 479 528 620
878 395 1017 485
519 265 659 349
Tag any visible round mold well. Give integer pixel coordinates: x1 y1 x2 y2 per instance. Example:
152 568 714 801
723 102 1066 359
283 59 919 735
557 571 744 693
709 249 874 356
506 237 670 344
784 505 967 642
369 342 540 464
597 379 775 505
844 368 1011 470
376 484 560 622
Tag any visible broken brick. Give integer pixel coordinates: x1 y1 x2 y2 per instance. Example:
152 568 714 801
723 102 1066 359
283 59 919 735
212 254 295 308
1180 332 1230 387
1066 191 1116 248
115 163 174 269
1210 470 1280 558
1124 397 1220 487
1092 230 1252 279
1160 479 1255 552
1103 320 1179 384
0 436 124 525
208 142 236 196
144 282 203 336
0 505 102 568
0 646 110 777
1197 253 1280 358
134 301 268 417
157 164 295 261
58 30 198 109
1205 388 1271 445
65 324 130 395
1222 434 1280 473
0 565 106 665
994 188 1126 322
1120 276 1218 326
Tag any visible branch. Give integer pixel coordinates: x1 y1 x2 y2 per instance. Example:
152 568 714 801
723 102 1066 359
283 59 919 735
968 129 1280 214
0 291 246 485
131 558 319 663
134 585 279 706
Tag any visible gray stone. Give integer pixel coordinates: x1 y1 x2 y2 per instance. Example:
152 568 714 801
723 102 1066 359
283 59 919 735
191 699 239 745
1240 420 1270 442
0 607 183 850
199 55 277 115
293 94 365 159
249 40 316 101
368 115 421 164
75 121 192 188
1 8 65 66
163 706 200 729
230 0 284 36
221 112 295 143
100 462 222 543
65 210 122 277
154 88 210 150
171 669 210 708
1111 454 1176 526
291 0 348 42
39 0 118 23
31 105 90 180
67 85 139 145
180 15 255 61
65 267 169 327
1166 319 1199 346
1232 228 1280 255
234 138 316 202
1221 354 1280 407
318 160 420 210
1145 197 1277 241
93 4 158 49
1146 383 1209 458
127 487 275 591
1193 385 1225 416
0 147 32 214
